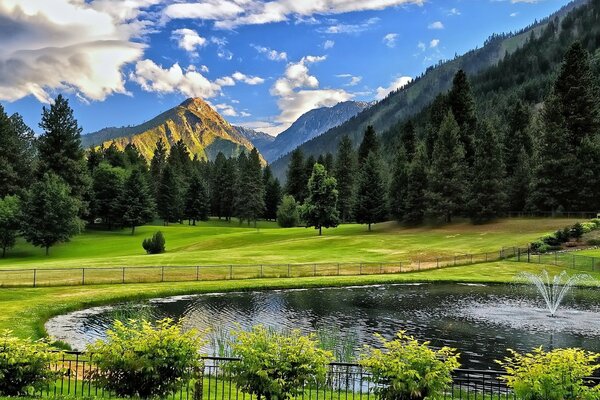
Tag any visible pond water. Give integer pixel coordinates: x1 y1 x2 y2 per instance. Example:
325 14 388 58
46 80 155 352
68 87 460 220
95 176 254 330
46 283 600 370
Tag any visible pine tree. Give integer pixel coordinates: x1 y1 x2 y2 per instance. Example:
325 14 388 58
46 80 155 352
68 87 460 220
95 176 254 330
277 195 300 228
354 152 388 231
358 125 379 164
426 112 468 223
301 164 339 236
21 173 82 255
221 157 239 221
304 155 316 183
334 136 356 223
168 140 192 176
503 100 533 177
91 163 127 229
574 135 600 212
121 169 155 235
124 143 147 171
157 164 184 224
388 147 408 222
401 120 416 160
263 165 282 221
468 121 506 223
236 149 265 227
507 147 532 212
184 173 210 225
0 110 35 197
87 147 103 173
103 143 127 168
150 139 167 196
0 195 20 257
37 95 90 209
285 149 307 203
403 144 429 226
210 152 228 219
324 153 335 173
448 70 477 164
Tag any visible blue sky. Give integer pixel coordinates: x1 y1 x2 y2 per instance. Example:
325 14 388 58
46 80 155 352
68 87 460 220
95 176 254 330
1 0 572 136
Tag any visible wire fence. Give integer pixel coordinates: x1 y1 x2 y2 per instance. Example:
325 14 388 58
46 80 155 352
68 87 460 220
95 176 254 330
513 247 600 272
0 248 519 288
34 352 597 400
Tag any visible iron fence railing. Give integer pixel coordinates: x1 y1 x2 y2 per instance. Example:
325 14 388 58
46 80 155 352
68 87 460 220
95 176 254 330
32 352 600 399
0 249 519 288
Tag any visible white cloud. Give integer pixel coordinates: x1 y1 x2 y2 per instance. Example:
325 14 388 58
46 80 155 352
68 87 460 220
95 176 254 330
319 17 380 34
417 41 426 51
0 0 156 103
171 28 206 53
510 12 519 17
251 45 288 61
232 71 265 85
164 0 425 29
428 21 444 29
336 74 362 86
215 103 240 117
376 76 412 100
383 33 399 48
323 40 335 49
448 8 460 16
430 39 440 48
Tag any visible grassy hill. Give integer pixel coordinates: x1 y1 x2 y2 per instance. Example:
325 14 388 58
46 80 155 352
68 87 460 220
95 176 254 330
0 218 580 270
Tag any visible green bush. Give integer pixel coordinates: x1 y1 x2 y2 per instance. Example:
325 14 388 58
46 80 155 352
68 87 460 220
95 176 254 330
359 331 460 400
498 347 600 400
570 223 584 242
530 240 550 253
226 325 333 400
277 195 300 228
587 239 600 246
581 222 597 234
142 231 165 254
87 319 205 399
0 331 62 396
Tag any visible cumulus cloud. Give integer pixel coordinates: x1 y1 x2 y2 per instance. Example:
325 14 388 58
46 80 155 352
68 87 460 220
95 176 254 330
430 39 440 48
171 28 206 53
0 0 157 103
251 44 288 61
323 40 335 49
336 74 362 86
164 0 425 29
376 76 412 100
383 33 399 48
428 21 444 29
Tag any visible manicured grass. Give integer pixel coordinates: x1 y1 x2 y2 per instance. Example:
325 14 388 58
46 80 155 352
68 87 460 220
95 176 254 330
2 261 599 342
0 218 580 269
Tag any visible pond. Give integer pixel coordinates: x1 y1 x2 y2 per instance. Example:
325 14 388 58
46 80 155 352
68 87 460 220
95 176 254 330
46 283 600 370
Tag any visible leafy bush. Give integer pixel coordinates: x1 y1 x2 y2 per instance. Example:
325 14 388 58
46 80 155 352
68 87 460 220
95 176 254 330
581 222 597 234
87 319 205 399
591 219 600 229
226 325 333 400
587 239 600 246
554 228 572 244
570 223 584 242
541 234 561 247
142 231 165 254
359 331 460 400
0 331 62 396
498 347 600 400
530 240 551 253
277 195 300 228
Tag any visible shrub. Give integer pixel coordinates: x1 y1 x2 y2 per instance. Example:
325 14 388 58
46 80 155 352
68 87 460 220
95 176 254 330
530 240 550 253
498 347 600 400
587 239 600 246
87 319 205 399
359 331 460 400
591 219 600 229
277 195 300 228
0 331 62 396
142 231 165 254
581 222 596 234
541 234 561 247
554 228 571 244
226 325 333 400
571 223 584 242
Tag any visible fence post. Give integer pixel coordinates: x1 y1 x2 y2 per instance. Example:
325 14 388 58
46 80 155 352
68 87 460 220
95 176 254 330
359 263 363 275
313 263 317 276
82 268 85 286
122 267 125 284
337 263 340 276
161 266 165 282
33 269 36 288
196 266 200 281
260 264 263 278
572 254 575 269
229 265 233 280
288 264 291 277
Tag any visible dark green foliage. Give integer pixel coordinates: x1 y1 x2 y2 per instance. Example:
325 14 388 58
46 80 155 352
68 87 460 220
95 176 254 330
185 173 210 225
123 143 147 171
263 166 282 221
0 196 20 257
168 139 193 176
426 113 468 223
121 169 155 235
403 144 429 226
503 100 533 177
571 222 584 241
21 173 82 255
285 149 307 203
37 95 90 207
0 109 35 197
507 147 532 212
324 152 335 173
468 122 507 223
358 125 379 164
448 70 477 163
102 143 128 168
354 153 388 231
87 147 103 173
142 231 166 254
575 135 600 212
157 165 184 224
301 164 339 236
334 136 356 223
150 139 167 196
236 149 265 227
400 120 417 160
388 147 409 222
277 195 300 228
91 163 126 229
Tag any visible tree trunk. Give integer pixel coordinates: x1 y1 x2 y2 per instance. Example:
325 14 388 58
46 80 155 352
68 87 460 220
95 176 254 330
319 226 322 236
368 223 372 232
131 225 136 235
2 246 5 258
45 246 50 256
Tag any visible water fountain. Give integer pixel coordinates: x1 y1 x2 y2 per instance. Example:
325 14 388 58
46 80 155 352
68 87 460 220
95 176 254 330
518 270 593 317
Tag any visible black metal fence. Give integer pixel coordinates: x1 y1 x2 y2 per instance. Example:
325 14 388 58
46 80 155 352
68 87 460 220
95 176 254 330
514 248 600 272
31 352 544 399
0 249 519 288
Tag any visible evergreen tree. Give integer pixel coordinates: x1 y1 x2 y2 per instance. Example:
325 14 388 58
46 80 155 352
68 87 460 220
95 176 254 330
301 164 339 236
277 195 300 228
468 122 506 223
285 149 307 203
0 110 35 197
574 135 600 212
168 140 192 176
236 149 265 227
324 153 335 173
354 152 388 231
358 125 379 164
426 113 468 223
124 143 147 171
150 139 167 195
91 163 126 229
304 155 316 183
503 99 533 177
448 70 477 164
507 147 532 212
210 152 228 219
221 157 239 221
0 195 21 257
184 173 210 225
157 164 184 224
334 136 356 223
400 120 416 160
37 95 90 210
388 147 409 222
263 165 282 221
121 169 155 235
21 173 82 255
404 144 429 225
103 143 127 168
87 147 103 173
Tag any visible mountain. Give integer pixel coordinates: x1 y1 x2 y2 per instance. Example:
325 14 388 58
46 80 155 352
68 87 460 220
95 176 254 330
270 0 588 180
82 98 260 162
261 101 371 163
233 126 275 154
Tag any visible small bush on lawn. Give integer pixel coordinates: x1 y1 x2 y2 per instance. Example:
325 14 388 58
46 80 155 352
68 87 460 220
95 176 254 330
277 195 300 228
142 231 165 254
359 331 460 400
530 240 550 253
226 325 333 400
498 347 600 400
87 319 205 399
570 223 584 242
0 331 62 396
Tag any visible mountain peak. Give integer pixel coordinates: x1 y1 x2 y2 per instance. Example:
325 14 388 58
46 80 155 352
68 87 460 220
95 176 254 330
179 97 211 111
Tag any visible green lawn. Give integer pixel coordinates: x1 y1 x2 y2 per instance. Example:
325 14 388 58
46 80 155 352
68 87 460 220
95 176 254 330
0 218 580 269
